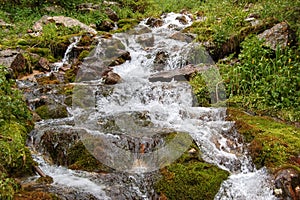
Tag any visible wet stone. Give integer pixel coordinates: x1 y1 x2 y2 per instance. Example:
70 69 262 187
176 15 188 25
146 17 163 27
274 168 300 200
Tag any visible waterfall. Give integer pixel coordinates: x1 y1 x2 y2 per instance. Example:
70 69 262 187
24 12 278 199
52 36 81 72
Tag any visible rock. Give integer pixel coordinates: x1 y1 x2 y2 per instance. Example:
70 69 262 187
105 7 119 22
205 17 279 61
0 19 14 28
188 148 197 154
176 15 188 25
103 1 120 6
32 111 42 122
37 57 50 71
258 21 294 50
152 51 169 71
149 64 203 82
134 26 152 35
170 32 195 43
35 103 68 119
146 17 163 27
137 35 155 47
35 73 60 85
32 127 112 172
103 71 121 85
33 15 97 35
154 51 169 65
76 3 101 12
43 5 64 13
0 50 31 78
96 20 115 32
274 168 300 200
107 49 131 67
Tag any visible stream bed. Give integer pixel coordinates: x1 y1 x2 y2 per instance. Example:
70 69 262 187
20 13 278 199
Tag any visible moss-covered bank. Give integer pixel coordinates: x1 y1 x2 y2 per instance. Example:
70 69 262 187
227 108 300 172
0 66 35 199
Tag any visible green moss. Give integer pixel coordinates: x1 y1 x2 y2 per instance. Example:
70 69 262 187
227 108 300 171
35 104 68 120
64 67 78 83
78 50 90 61
115 19 140 33
0 121 35 177
189 73 211 107
36 175 54 184
155 141 229 199
0 171 19 200
27 48 56 62
67 141 113 172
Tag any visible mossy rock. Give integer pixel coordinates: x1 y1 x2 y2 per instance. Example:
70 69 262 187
155 141 229 199
227 108 300 171
64 66 78 83
78 50 90 61
115 19 139 32
28 48 51 57
67 141 113 172
189 73 211 107
35 104 68 120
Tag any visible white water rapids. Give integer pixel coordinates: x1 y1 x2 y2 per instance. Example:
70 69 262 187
27 13 278 199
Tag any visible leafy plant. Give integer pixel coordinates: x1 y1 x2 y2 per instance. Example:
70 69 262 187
220 36 300 121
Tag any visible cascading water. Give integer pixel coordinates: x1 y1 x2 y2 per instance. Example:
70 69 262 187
52 36 81 72
24 12 278 199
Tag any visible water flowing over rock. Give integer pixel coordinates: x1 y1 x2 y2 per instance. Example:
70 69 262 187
149 64 203 82
19 12 279 200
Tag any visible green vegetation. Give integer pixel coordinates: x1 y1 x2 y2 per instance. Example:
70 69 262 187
0 0 299 198
0 66 34 199
155 142 229 200
35 104 68 119
227 108 300 171
221 36 299 122
67 141 113 172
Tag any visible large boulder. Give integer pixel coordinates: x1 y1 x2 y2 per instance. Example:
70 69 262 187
258 21 295 50
0 49 31 78
33 15 97 35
